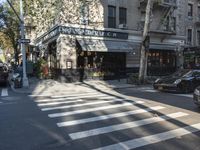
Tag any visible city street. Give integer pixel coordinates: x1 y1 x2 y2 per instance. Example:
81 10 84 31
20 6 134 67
0 84 200 150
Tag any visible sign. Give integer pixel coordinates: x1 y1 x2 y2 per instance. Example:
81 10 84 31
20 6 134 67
18 39 30 44
36 25 128 43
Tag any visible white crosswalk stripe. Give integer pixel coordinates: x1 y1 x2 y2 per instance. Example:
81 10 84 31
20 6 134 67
57 106 165 127
48 101 144 118
41 98 135 111
51 92 104 98
94 123 200 150
33 91 200 150
69 112 188 140
37 99 83 106
36 95 116 103
1 88 8 97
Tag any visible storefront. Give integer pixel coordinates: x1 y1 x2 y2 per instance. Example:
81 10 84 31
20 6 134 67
147 44 177 76
35 25 140 81
183 47 200 69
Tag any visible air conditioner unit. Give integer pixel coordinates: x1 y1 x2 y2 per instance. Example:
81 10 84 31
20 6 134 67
119 24 128 29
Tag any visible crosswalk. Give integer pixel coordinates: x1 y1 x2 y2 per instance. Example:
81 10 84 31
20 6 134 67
1 88 8 97
33 90 200 149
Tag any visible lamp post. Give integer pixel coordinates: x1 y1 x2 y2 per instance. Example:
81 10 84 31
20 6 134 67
6 0 29 87
20 0 29 87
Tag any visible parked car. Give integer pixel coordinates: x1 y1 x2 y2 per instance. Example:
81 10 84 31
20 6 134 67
153 69 200 93
193 86 200 107
0 63 8 85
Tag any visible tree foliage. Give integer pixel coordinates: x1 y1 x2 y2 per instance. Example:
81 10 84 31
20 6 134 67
0 1 20 61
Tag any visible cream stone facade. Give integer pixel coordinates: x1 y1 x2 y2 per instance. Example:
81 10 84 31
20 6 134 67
26 0 192 81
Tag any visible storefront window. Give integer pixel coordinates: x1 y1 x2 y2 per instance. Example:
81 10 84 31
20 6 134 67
148 50 176 76
77 51 126 79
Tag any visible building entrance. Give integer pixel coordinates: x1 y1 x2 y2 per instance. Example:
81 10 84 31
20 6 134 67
77 51 126 80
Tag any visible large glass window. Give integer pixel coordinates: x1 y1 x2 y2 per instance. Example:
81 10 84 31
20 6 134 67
119 7 127 25
108 6 116 28
147 50 176 76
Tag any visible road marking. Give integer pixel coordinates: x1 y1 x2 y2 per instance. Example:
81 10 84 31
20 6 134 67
35 97 83 103
36 95 116 103
57 106 165 127
41 99 127 111
69 112 188 140
37 99 83 106
1 88 8 97
144 89 158 93
173 94 193 98
48 101 144 118
94 122 200 150
98 96 117 99
51 92 103 98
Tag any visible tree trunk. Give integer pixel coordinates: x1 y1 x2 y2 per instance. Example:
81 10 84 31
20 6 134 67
139 0 152 84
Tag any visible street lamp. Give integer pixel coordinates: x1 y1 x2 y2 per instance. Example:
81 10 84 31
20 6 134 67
20 0 29 87
6 0 29 87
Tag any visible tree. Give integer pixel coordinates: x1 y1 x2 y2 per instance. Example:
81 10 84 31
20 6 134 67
0 1 20 63
138 0 153 84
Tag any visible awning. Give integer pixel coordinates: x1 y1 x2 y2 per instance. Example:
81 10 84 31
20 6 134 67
77 39 140 52
149 43 176 51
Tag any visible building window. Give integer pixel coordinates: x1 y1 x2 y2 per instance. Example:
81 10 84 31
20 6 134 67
171 17 176 32
187 29 192 45
197 31 200 46
188 3 193 17
198 6 200 21
80 1 89 25
119 7 127 25
108 6 116 28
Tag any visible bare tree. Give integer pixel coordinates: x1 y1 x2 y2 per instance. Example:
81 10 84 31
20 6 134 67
138 0 152 84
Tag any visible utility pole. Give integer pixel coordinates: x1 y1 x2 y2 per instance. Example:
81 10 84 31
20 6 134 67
138 0 152 84
6 0 29 87
20 0 29 87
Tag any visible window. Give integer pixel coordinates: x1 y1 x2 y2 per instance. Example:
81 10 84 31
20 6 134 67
197 31 200 45
108 6 116 28
187 29 192 45
171 17 176 32
80 1 89 25
119 7 127 25
188 3 193 17
198 6 200 21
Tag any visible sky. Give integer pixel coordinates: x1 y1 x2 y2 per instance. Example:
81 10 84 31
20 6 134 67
0 0 6 5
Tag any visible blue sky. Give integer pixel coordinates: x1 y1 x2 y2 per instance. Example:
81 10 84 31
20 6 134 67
0 0 6 5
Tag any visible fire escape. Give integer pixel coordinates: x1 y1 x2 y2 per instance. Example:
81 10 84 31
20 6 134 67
138 0 177 35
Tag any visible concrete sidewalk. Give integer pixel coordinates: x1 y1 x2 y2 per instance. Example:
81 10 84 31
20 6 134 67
10 77 150 95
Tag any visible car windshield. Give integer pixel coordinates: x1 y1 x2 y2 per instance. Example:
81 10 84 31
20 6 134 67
171 69 191 77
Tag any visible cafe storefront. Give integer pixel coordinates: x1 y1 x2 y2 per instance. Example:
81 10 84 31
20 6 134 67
35 25 140 81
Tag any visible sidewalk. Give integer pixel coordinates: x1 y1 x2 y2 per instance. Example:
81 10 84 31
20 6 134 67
10 77 151 95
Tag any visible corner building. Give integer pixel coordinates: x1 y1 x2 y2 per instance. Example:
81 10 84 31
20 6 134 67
27 0 186 81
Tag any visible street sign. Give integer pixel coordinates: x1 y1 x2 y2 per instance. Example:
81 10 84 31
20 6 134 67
18 39 30 44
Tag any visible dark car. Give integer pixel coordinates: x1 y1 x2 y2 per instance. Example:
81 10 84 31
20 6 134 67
193 86 200 107
0 63 8 85
153 69 200 93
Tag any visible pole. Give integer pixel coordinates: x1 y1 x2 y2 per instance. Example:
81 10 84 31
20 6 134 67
138 0 152 84
20 0 29 87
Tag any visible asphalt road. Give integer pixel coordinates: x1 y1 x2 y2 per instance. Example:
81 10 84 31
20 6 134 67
0 85 200 150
